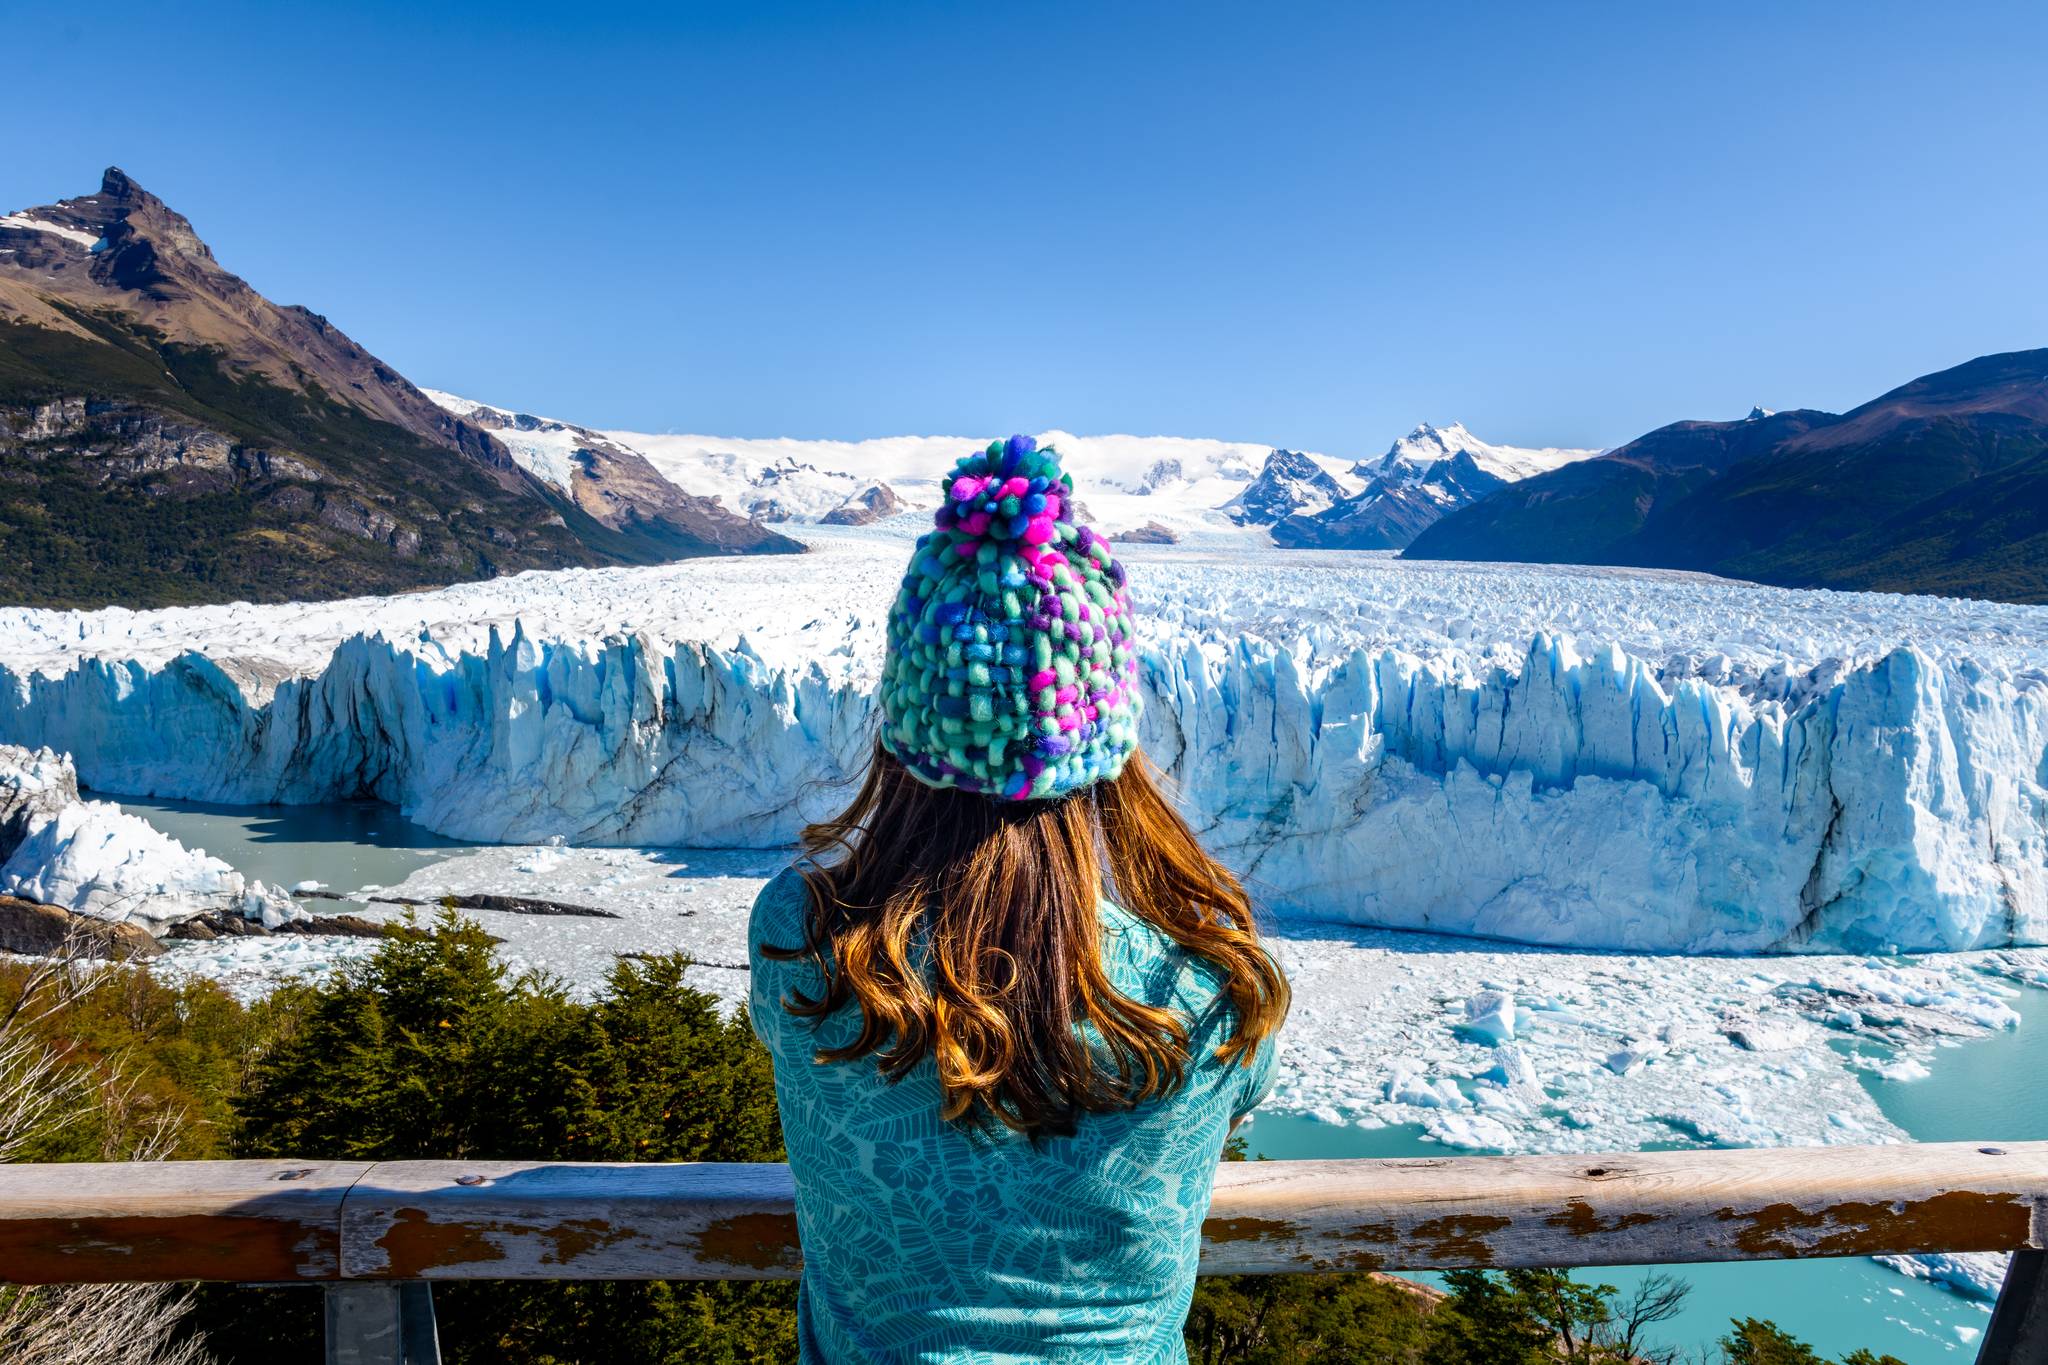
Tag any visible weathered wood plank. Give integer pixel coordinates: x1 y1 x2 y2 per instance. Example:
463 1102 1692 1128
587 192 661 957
1200 1141 2048 1274
3 1142 2044 1285
337 1161 801 1281
0 1159 372 1284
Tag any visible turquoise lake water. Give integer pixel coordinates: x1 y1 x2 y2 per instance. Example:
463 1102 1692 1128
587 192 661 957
117 796 2035 1363
113 794 475 892
1243 992 2048 1363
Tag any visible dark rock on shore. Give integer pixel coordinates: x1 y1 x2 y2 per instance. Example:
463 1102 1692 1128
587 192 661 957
0 894 162 960
367 892 620 919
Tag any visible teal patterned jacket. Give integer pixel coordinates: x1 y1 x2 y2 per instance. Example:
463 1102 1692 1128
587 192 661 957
748 868 1279 1364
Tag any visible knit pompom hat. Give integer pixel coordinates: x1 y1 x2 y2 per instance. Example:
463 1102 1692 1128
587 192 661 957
879 434 1143 801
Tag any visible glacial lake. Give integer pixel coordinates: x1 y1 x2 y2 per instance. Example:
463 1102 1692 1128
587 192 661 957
116 795 2032 1362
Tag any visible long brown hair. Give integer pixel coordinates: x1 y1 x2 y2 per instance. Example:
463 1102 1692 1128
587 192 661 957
762 742 1289 1138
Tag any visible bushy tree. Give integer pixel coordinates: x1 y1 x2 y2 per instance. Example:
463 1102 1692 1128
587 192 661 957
1186 1268 1437 1363
200 912 792 1364
1721 1317 1828 1365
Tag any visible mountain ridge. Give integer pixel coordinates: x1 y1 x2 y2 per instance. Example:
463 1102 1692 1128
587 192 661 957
1270 423 1600 550
1406 348 2048 603
0 168 795 609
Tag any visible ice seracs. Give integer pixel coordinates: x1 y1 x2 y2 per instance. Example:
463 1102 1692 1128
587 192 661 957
0 746 299 933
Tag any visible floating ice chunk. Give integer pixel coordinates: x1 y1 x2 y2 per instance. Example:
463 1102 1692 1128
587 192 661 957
1875 1252 2008 1303
293 879 327 893
1485 1043 1544 1100
1720 1015 1807 1052
1461 989 1517 1044
1472 1083 1532 1116
1428 1112 1517 1150
1604 1039 1665 1076
516 847 568 876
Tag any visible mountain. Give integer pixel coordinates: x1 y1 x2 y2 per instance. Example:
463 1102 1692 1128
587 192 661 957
418 392 805 557
1406 349 2048 603
0 168 793 609
1275 422 1599 550
1222 448 1359 525
595 427 1277 537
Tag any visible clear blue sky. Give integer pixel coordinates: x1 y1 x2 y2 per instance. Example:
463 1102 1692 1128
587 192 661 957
8 0 2045 455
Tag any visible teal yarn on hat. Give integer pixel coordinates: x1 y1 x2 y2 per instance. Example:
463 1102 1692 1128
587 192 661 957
879 434 1143 801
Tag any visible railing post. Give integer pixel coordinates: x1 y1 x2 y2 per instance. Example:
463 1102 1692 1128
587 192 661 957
1980 1251 2048 1365
325 1282 441 1365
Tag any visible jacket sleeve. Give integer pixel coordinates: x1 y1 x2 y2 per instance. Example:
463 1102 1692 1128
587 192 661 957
747 866 822 1055
1231 1034 1281 1125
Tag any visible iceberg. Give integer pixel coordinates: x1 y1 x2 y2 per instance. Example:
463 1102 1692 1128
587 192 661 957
1460 989 1517 1044
0 534 2043 953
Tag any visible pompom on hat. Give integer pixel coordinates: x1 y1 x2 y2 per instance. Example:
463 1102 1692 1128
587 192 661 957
880 434 1143 801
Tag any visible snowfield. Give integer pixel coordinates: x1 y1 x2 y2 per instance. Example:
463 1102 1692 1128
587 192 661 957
2 527 2046 953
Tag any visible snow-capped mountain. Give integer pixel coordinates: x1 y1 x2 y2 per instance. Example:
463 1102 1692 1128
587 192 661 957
617 427 1294 536
1221 449 1363 525
417 391 797 561
1277 423 1601 550
421 403 1301 538
1366 421 1600 485
424 390 1588 552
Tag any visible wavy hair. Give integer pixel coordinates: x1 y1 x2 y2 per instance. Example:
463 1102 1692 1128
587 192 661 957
760 742 1289 1137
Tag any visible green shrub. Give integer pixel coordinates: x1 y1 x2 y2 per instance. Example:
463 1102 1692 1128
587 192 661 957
199 912 792 1365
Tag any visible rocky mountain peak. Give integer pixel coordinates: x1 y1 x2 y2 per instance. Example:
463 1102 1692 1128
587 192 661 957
95 167 214 262
1224 447 1351 526
0 168 798 607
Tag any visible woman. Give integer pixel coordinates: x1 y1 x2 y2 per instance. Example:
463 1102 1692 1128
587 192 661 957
750 434 1290 1363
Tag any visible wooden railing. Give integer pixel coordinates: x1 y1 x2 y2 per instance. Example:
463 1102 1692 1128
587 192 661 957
3 1142 2045 1363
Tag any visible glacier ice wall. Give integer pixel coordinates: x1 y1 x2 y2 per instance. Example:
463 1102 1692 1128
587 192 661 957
0 744 299 931
2 616 2042 953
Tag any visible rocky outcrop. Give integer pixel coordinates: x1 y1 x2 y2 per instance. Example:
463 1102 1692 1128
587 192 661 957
820 483 903 526
0 895 162 960
163 909 396 941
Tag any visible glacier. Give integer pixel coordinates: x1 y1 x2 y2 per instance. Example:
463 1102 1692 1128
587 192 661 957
0 745 299 932
1 528 2044 953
